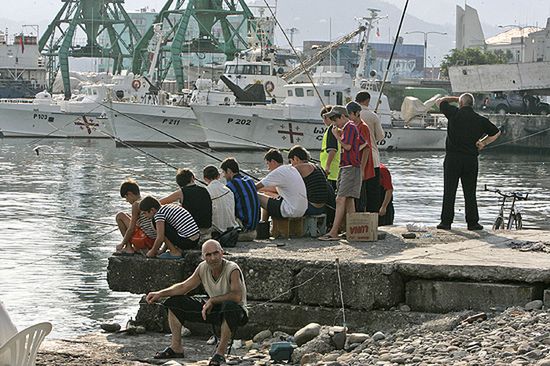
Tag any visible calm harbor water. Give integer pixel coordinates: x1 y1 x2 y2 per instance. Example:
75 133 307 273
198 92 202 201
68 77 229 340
0 138 549 338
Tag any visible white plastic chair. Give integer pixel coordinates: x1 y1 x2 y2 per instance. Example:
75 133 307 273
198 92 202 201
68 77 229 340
0 322 52 366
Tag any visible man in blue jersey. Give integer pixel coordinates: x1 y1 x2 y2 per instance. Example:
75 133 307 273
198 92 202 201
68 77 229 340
140 196 200 259
220 158 260 240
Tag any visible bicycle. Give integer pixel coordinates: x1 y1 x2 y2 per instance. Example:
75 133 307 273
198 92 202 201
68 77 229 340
484 185 529 230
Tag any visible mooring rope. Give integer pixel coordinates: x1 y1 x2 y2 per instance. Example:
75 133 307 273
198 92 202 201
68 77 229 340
335 258 346 328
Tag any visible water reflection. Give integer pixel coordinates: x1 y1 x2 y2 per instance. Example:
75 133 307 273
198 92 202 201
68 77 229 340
0 138 549 338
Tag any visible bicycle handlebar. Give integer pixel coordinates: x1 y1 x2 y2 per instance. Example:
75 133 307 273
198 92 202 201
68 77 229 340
484 185 529 200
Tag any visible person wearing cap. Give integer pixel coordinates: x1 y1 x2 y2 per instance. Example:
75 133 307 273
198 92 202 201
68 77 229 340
319 106 367 241
346 101 377 213
319 105 340 191
356 91 384 212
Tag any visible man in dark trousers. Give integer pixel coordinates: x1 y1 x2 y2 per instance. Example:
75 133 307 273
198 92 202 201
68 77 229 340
436 93 501 230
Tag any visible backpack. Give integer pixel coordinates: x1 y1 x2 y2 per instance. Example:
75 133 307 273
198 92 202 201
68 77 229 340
213 227 240 248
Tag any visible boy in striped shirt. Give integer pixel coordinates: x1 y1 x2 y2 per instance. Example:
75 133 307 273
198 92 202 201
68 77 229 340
319 105 367 240
140 196 200 259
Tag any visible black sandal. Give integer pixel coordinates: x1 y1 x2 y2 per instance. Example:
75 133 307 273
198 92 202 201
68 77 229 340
208 353 226 365
153 346 185 359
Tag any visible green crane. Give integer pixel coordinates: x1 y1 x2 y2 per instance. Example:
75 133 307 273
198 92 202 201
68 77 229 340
39 0 141 100
132 0 270 92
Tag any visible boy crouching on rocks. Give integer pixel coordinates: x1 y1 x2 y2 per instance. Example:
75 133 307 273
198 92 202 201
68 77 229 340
115 179 157 255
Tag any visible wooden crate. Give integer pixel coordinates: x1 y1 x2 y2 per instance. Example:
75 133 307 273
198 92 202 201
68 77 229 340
345 213 378 241
271 217 305 238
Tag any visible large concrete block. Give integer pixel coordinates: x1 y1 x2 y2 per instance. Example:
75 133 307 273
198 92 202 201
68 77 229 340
231 256 297 302
135 300 445 338
543 289 550 309
406 280 540 313
295 262 404 310
107 252 202 294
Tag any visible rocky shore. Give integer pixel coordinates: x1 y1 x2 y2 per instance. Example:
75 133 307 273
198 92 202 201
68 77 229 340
38 304 550 365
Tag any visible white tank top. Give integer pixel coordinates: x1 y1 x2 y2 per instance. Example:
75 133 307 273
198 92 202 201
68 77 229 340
198 259 247 312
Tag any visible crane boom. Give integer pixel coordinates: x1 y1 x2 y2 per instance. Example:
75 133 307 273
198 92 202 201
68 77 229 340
282 25 366 83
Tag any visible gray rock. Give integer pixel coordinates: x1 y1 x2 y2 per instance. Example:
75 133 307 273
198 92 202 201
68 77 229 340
536 359 550 366
526 349 544 360
300 352 322 365
161 361 183 366
253 329 272 343
100 323 121 333
399 304 411 312
331 332 346 350
294 323 321 347
348 333 369 344
525 300 544 311
372 331 385 341
293 328 335 363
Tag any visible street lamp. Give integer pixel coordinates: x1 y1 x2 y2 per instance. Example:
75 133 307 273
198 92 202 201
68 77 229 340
405 31 447 78
498 24 535 63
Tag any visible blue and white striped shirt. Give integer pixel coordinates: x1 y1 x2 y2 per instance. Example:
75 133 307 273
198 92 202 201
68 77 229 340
154 204 199 238
226 174 260 231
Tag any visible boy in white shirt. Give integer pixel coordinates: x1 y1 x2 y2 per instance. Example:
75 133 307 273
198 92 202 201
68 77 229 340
255 149 308 220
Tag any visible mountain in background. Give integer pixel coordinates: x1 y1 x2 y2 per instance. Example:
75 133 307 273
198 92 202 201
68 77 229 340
273 0 505 65
1 0 529 71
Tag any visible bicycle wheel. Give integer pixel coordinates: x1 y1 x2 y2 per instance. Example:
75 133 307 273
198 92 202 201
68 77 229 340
493 216 504 230
515 213 523 230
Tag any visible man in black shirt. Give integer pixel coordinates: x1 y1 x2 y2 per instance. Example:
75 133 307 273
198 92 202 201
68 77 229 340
436 93 501 230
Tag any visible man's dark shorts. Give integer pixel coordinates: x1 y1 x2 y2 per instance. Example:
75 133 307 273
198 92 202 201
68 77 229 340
164 295 248 332
153 219 199 250
267 197 284 219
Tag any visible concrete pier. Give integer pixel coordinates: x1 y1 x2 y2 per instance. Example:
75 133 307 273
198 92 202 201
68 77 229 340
107 227 550 335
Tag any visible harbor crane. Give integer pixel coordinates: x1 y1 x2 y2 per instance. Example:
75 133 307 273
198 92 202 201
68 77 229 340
132 0 272 92
39 0 142 100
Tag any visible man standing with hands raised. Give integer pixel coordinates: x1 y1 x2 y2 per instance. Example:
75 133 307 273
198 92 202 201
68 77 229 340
436 93 501 230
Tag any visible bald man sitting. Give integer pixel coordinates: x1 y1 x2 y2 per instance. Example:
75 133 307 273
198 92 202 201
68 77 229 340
146 240 248 365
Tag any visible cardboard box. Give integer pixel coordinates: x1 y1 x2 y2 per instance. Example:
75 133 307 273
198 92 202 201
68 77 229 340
346 213 378 241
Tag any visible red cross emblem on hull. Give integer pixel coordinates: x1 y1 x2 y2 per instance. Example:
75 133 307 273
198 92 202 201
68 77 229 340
277 122 304 143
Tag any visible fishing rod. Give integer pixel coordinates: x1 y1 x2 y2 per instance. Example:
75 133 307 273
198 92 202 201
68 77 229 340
375 0 409 113
37 213 118 227
84 95 263 182
189 122 322 164
261 0 326 109
28 104 104 147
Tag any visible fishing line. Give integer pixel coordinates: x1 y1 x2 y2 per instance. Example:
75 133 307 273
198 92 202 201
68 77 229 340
34 214 118 227
141 259 337 315
189 122 322 164
484 125 550 151
375 0 409 113
27 104 105 147
0 228 119 271
261 0 326 109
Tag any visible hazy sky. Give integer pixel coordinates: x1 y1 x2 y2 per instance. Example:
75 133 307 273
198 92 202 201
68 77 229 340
4 0 550 31
3 0 550 45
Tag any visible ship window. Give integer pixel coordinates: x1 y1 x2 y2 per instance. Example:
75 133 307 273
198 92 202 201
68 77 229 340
287 90 293 96
324 90 331 97
295 88 304 97
306 89 314 96
261 65 270 75
235 65 244 74
243 65 253 74
225 65 236 73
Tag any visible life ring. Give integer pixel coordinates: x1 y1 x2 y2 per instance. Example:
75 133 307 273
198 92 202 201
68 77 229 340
264 80 275 93
131 79 142 91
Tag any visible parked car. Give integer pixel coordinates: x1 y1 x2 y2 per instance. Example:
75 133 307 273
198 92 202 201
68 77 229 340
482 92 550 115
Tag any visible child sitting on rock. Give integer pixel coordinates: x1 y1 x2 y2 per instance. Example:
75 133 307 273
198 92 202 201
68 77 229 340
115 179 157 255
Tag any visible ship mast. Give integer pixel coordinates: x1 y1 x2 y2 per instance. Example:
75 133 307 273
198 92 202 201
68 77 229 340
355 8 386 87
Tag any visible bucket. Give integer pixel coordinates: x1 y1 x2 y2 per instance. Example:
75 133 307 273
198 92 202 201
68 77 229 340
256 221 270 240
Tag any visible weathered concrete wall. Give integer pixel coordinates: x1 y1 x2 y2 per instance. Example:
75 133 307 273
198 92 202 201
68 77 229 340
135 299 445 338
488 114 550 151
406 280 541 313
108 255 404 311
